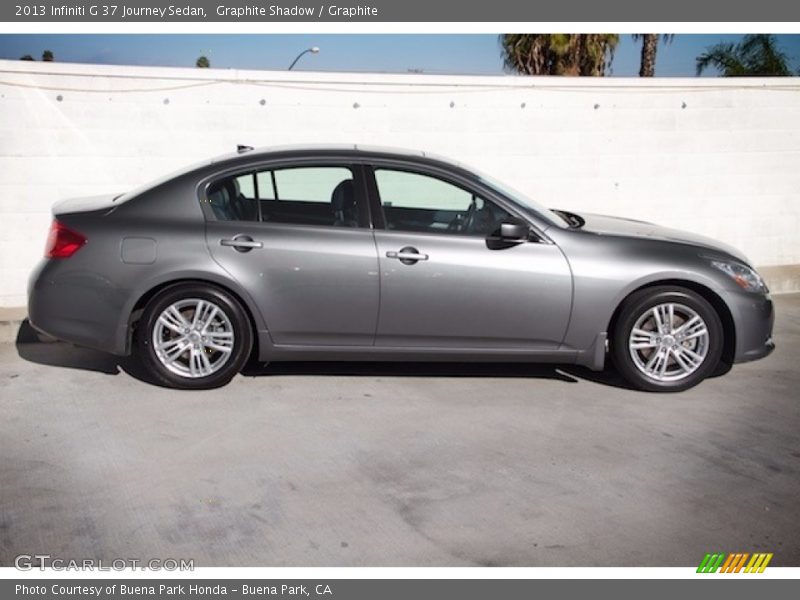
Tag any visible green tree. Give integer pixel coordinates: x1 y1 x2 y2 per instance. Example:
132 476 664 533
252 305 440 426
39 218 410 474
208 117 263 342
19 55 34 61
696 34 793 76
632 34 673 77
196 55 210 68
42 50 54 62
500 34 619 76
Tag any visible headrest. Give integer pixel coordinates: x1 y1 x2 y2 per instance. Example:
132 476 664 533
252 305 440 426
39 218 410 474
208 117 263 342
331 179 355 212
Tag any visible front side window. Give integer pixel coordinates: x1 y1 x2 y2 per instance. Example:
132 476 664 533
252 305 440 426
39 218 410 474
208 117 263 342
206 165 361 228
374 169 511 236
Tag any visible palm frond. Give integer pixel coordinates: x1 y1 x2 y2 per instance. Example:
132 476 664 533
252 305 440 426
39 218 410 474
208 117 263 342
696 34 793 77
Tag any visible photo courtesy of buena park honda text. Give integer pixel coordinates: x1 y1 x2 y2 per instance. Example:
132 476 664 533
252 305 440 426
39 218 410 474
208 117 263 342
0 0 799 598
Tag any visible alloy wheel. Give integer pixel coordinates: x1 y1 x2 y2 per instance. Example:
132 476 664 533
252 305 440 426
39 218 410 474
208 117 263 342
151 298 235 379
628 302 710 383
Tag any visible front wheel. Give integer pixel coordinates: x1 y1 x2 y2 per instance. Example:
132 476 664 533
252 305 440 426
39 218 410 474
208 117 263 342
136 283 253 389
612 286 723 392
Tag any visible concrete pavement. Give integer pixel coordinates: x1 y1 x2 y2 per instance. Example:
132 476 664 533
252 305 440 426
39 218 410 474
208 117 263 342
1 295 798 567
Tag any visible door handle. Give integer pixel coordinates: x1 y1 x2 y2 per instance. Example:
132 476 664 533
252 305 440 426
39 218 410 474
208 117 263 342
220 236 263 252
386 246 428 265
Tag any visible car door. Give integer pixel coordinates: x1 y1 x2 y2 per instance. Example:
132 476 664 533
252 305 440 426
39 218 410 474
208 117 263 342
368 165 572 350
203 162 380 346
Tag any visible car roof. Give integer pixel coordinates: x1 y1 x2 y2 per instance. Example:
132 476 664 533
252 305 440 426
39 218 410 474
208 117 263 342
179 143 477 182
117 144 475 206
208 143 450 164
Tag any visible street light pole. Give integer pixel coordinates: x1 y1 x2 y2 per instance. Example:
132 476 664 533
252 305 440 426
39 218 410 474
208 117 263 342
288 47 320 70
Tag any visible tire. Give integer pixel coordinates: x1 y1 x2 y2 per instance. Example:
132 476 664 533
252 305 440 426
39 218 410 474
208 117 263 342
136 283 253 389
611 286 723 392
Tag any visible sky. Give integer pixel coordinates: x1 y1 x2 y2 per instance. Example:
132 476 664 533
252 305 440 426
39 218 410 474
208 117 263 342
0 34 799 77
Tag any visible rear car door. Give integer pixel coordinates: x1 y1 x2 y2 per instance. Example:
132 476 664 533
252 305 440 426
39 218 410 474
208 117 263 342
367 164 572 350
203 161 380 346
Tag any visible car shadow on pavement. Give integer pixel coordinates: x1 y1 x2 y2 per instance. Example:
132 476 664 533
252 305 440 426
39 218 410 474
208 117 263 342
243 360 581 383
15 320 121 375
558 365 638 390
15 319 636 390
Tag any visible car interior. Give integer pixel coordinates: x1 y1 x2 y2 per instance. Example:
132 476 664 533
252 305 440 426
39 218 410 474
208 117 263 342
207 170 358 228
206 167 509 235
381 197 508 235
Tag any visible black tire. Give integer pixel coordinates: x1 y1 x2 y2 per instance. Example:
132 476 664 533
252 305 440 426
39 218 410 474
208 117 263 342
611 286 723 392
136 283 253 389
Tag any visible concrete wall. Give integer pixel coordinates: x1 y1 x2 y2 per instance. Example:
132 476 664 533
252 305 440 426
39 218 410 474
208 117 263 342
1 59 799 307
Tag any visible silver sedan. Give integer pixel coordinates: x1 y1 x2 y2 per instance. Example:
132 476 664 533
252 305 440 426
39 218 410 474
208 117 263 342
28 145 774 391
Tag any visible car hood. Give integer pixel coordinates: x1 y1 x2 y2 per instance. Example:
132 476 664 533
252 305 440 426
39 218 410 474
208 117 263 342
574 212 750 264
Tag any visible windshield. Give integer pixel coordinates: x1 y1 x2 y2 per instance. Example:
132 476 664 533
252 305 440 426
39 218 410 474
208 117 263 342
475 172 568 229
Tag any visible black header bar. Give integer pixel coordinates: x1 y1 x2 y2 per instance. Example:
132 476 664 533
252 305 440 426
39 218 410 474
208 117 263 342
4 0 800 22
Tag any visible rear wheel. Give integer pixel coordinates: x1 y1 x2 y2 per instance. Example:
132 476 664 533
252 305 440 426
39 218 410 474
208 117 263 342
612 286 723 392
137 284 253 389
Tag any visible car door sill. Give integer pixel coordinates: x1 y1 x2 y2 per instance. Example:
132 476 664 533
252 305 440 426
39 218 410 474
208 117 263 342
263 344 579 364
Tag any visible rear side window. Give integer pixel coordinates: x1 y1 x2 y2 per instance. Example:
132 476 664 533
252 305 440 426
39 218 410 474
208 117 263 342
206 173 260 222
206 166 362 228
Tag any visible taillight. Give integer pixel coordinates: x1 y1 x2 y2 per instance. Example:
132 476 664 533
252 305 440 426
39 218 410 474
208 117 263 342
45 220 86 258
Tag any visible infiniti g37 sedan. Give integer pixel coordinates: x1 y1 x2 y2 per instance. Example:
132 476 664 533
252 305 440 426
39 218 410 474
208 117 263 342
28 145 775 391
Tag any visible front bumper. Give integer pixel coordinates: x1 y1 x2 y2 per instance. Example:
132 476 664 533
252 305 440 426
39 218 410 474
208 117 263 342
726 290 775 364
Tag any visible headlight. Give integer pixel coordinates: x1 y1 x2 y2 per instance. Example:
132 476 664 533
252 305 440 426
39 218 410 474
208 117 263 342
711 261 768 293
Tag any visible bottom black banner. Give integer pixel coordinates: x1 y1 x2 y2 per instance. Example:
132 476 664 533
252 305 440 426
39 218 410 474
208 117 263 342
4 579 798 600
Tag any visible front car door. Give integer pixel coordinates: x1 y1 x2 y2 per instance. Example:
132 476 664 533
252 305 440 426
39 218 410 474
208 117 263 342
202 160 380 346
367 163 573 350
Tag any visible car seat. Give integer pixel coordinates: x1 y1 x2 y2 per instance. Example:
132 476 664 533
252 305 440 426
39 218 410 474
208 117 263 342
331 180 358 227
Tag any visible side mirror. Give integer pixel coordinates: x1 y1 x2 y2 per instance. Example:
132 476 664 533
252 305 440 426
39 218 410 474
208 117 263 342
486 219 531 250
499 221 530 241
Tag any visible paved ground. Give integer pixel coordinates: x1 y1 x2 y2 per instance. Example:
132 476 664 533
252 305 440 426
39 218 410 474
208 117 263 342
1 295 798 568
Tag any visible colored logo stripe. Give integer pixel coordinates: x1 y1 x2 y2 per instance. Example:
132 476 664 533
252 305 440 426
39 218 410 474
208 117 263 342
720 553 749 573
697 553 726 573
697 552 773 573
745 553 773 573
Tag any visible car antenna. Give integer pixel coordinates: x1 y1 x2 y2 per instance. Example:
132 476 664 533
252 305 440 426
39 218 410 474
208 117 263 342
237 144 254 154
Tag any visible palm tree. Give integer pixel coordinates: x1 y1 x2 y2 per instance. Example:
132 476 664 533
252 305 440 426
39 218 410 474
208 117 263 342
196 56 210 68
632 34 673 77
500 34 619 76
696 34 793 76
42 50 54 62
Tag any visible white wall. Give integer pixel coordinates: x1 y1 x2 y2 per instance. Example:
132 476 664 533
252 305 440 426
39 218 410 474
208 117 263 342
1 60 799 307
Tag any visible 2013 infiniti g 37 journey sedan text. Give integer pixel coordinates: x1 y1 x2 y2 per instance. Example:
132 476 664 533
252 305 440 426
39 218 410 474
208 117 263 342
28 146 774 391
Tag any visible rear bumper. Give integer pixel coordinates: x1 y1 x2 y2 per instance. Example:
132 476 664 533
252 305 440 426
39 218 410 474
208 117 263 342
726 290 775 364
27 259 129 355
